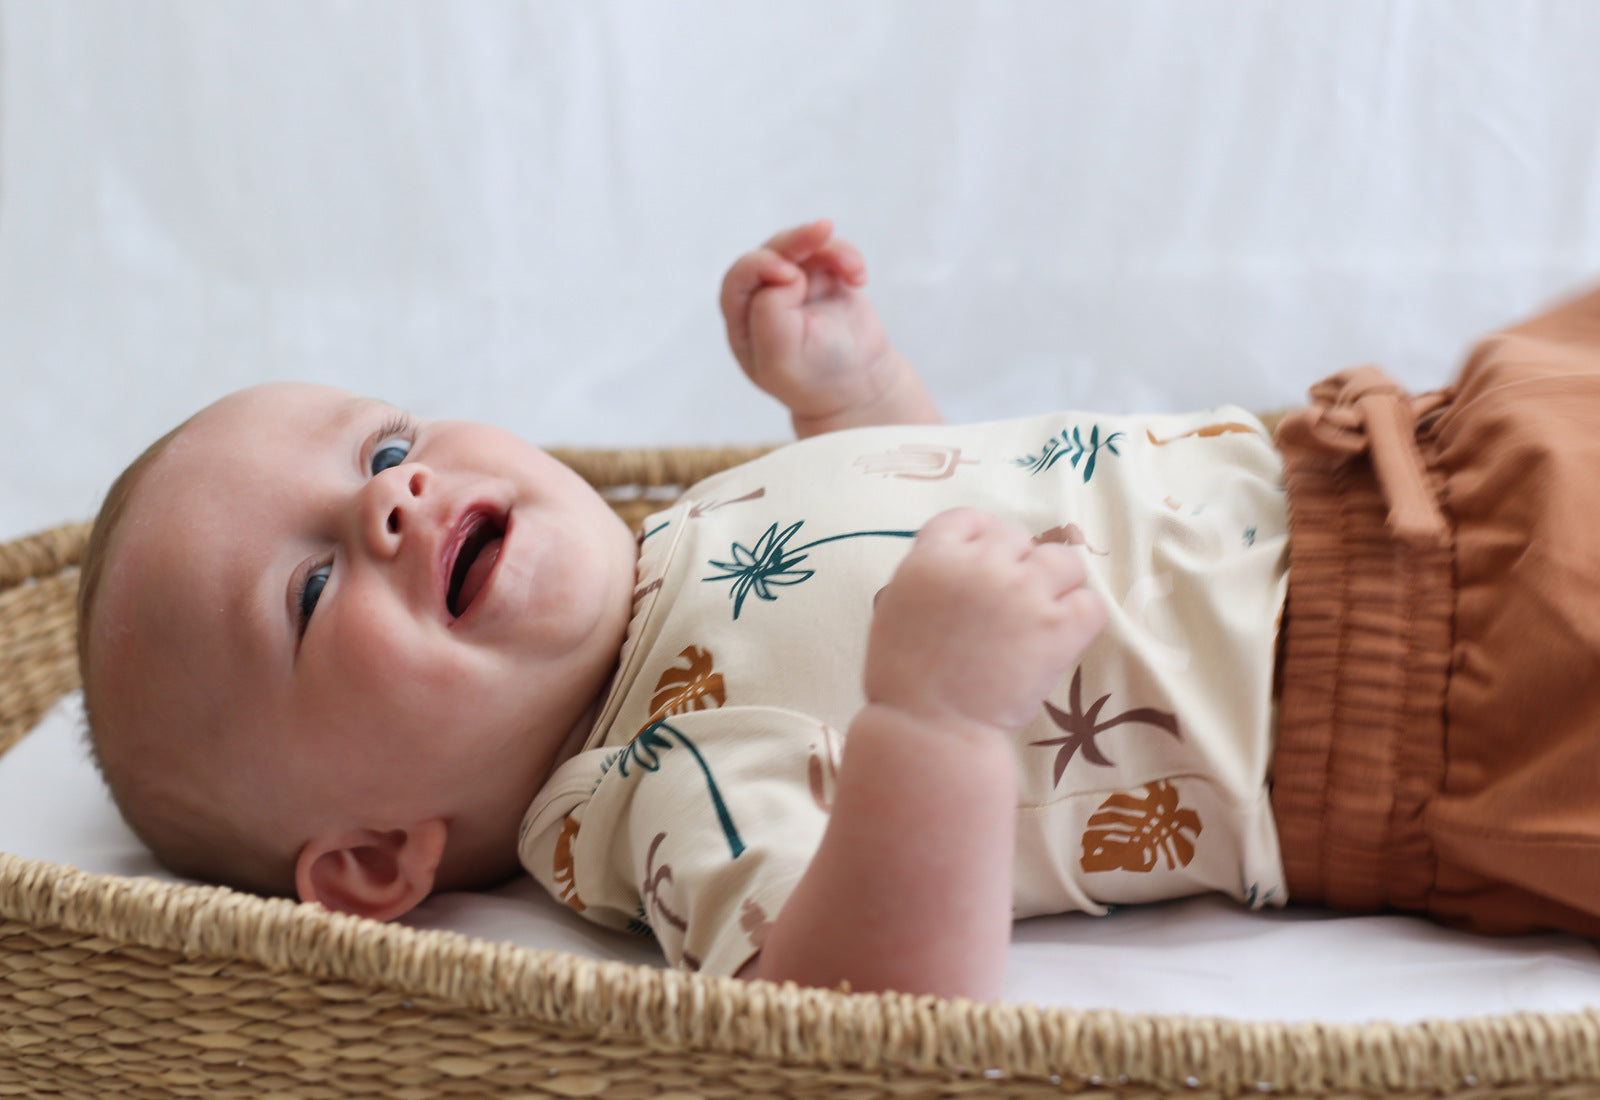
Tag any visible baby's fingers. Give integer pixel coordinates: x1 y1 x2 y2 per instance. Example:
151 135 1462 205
762 218 835 264
813 236 867 286
915 507 1001 546
721 250 800 310
720 249 802 359
1022 539 1091 596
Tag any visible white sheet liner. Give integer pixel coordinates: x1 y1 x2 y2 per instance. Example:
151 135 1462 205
11 694 1597 1023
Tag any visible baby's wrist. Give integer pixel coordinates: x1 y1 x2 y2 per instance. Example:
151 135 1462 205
789 348 940 437
856 700 1009 752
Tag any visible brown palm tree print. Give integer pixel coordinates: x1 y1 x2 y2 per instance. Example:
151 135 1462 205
1031 668 1181 784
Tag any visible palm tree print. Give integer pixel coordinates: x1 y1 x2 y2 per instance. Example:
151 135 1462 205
1013 424 1126 482
618 720 745 858
642 832 702 971
703 520 916 619
642 832 687 934
1031 668 1181 784
1243 880 1278 908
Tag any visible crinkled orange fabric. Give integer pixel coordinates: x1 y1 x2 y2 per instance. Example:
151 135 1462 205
1274 284 1600 936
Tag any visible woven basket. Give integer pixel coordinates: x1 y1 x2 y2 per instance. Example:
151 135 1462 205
3 442 1599 1100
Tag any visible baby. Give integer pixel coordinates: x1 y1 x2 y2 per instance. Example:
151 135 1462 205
77 220 1600 1000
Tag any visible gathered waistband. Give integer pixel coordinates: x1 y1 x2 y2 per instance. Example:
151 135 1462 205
1270 366 1455 913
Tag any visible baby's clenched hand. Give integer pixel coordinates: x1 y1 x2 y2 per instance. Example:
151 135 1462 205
720 219 895 424
864 509 1107 737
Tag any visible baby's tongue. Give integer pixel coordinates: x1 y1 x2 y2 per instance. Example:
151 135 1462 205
456 538 503 613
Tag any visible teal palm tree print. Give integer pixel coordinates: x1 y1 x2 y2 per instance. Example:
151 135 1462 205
1243 880 1278 909
618 720 746 858
1014 424 1126 482
704 520 916 619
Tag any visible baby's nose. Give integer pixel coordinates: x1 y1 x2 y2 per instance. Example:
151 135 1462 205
361 464 431 557
386 469 429 534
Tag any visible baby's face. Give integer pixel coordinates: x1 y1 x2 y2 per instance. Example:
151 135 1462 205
94 382 638 867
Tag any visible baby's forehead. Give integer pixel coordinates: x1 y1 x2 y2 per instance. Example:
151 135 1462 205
184 382 384 451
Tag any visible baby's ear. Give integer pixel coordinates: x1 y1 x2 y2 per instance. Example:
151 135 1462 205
294 821 449 922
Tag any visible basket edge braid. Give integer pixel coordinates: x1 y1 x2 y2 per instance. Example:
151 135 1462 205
4 849 1600 1095
0 520 90 591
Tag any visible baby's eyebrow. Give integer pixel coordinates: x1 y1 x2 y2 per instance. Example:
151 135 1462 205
321 396 383 440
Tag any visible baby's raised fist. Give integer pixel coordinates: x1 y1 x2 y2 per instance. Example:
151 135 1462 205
864 509 1107 737
719 219 894 425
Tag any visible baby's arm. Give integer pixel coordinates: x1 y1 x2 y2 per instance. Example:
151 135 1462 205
721 220 941 438
743 510 1107 999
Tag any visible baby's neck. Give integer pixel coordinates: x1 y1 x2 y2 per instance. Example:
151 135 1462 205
549 683 608 774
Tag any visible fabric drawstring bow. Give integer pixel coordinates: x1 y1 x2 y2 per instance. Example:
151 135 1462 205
1276 365 1450 549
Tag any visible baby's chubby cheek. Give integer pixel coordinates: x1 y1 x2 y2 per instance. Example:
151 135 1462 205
314 602 475 715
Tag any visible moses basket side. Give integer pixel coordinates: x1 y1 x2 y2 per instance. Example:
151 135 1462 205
2 441 1599 1100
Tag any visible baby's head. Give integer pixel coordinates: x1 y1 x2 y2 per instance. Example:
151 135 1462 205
77 382 638 919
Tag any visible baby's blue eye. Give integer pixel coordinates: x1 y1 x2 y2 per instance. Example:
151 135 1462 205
371 439 411 475
299 566 330 631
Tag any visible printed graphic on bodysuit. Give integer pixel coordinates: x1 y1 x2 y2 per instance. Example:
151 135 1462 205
618 720 746 858
740 896 774 951
1031 668 1181 783
1144 421 1259 446
703 521 917 619
807 725 842 812
1080 781 1203 873
689 488 767 518
1243 880 1278 909
852 444 977 480
642 832 701 971
634 578 664 607
648 645 727 723
1033 524 1109 555
552 813 586 912
1012 424 1126 482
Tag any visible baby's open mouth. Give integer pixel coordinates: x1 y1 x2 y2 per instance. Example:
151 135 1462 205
447 511 506 618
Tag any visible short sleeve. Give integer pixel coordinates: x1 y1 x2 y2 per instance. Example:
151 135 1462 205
520 706 841 976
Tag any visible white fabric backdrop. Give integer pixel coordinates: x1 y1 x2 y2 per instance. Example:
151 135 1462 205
5 1 1600 540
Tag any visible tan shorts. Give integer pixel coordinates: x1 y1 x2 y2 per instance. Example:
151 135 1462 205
1273 284 1600 937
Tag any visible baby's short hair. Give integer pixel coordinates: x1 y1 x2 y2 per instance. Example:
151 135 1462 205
76 415 295 898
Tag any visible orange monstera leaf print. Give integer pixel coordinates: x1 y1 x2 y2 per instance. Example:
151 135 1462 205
1080 781 1203 874
1145 421 1259 446
647 645 727 725
552 814 586 912
1033 523 1109 556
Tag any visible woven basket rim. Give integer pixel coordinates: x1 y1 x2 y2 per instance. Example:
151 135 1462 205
6 849 1599 1093
5 456 1600 1095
